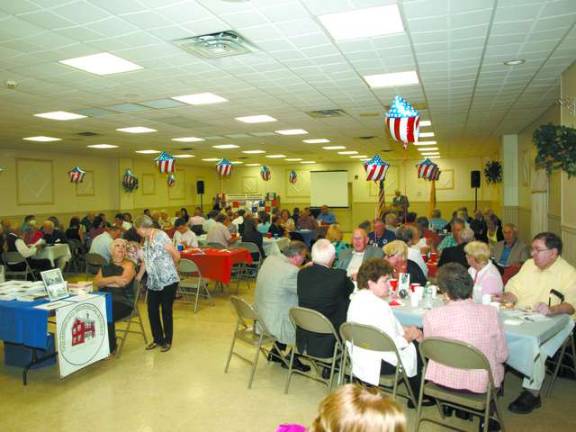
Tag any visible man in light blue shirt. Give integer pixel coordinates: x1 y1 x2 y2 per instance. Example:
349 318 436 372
88 227 121 262
317 205 336 225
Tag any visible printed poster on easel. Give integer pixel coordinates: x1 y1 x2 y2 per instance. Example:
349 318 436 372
56 296 109 378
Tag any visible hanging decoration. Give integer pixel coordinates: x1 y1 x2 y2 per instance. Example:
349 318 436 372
68 166 86 183
385 96 420 149
288 170 298 184
533 124 576 177
167 173 176 187
363 154 390 182
122 169 138 193
216 158 233 177
260 165 271 181
484 161 503 184
416 159 441 181
154 151 175 174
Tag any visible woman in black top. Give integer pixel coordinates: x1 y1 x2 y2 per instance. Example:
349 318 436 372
180 208 190 224
268 215 285 238
242 217 265 260
66 217 84 243
94 238 136 353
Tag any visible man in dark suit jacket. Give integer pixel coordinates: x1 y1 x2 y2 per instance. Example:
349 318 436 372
297 239 354 359
438 227 475 269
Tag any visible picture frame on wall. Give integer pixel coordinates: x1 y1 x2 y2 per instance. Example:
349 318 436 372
436 169 454 190
16 158 54 205
75 170 94 196
142 173 155 195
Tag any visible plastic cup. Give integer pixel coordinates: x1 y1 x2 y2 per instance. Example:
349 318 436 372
410 294 419 308
389 279 398 291
415 285 424 300
482 294 492 305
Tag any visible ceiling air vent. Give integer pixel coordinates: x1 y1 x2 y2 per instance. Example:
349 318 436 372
357 136 376 140
306 109 347 118
77 131 99 137
173 31 256 59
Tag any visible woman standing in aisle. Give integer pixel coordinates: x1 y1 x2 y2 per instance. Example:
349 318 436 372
134 215 180 352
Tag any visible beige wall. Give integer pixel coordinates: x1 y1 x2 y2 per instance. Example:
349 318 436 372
561 62 576 265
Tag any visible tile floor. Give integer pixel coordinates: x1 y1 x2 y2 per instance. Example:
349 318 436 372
1 283 575 432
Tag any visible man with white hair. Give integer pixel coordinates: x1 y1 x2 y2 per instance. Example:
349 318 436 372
336 228 384 279
297 239 354 359
438 227 475 268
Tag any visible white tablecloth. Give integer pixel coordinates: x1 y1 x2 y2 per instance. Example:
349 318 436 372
392 299 574 380
33 244 72 269
263 237 290 256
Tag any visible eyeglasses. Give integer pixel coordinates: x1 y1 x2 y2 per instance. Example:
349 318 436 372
531 248 551 254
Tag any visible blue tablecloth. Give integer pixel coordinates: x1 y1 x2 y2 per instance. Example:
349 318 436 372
294 230 315 246
0 293 112 350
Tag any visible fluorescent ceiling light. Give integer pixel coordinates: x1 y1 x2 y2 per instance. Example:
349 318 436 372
414 140 437 146
246 163 260 167
87 144 118 149
212 144 239 149
135 150 161 154
300 161 316 164
417 147 438 151
504 59 525 66
117 127 157 134
360 158 370 162
242 150 266 154
323 146 346 150
171 92 227 105
286 158 303 161
364 71 419 88
202 158 220 161
173 154 195 158
172 136 204 142
231 161 243 165
23 136 61 142
338 151 358 155
428 156 440 159
319 5 404 41
34 111 86 121
303 138 330 144
421 152 440 156
419 132 435 138
275 129 308 135
59 52 142 75
235 115 277 124
420 120 432 127
266 154 286 159
350 155 368 159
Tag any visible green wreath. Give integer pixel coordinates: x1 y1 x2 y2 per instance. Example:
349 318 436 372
533 124 576 177
484 161 502 184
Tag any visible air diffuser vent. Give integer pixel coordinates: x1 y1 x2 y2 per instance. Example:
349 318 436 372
173 31 256 59
306 109 347 118
77 131 99 136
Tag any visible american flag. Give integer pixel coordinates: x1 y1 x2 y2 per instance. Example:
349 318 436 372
386 96 420 148
260 165 271 181
216 159 232 177
364 154 390 182
68 166 86 183
154 152 175 174
288 170 297 184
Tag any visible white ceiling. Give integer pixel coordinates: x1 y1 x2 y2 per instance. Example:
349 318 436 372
0 0 575 165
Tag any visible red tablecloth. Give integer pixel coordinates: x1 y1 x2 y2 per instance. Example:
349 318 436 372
180 248 253 284
427 261 438 278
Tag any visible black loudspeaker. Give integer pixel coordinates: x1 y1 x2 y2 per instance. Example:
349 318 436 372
471 171 481 188
196 180 205 194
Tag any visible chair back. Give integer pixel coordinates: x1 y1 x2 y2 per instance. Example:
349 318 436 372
289 232 305 242
230 296 258 322
85 253 106 274
339 322 397 353
502 263 522 285
2 251 27 265
236 241 259 255
191 225 204 236
207 242 225 249
178 258 201 275
420 337 492 376
289 307 337 336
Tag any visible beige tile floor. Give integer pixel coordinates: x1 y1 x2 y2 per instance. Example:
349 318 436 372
1 283 575 432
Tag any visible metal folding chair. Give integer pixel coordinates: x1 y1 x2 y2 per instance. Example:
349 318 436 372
115 280 148 358
2 252 35 281
178 259 213 313
85 253 106 275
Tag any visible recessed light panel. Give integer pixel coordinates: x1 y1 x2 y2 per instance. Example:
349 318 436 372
87 144 118 149
275 129 308 135
319 5 404 41
213 144 239 149
414 140 437 146
172 137 205 142
231 161 244 165
285 158 303 161
135 150 161 154
350 155 368 159
419 132 435 138
417 147 438 151
23 136 61 142
202 158 220 161
303 139 330 144
173 154 195 158
300 161 316 164
338 151 358 155
421 152 440 156
246 163 260 167
59 53 142 75
364 71 419 88
420 120 432 127
171 92 227 105
242 150 266 154
266 154 286 159
34 111 86 121
323 146 346 150
117 127 157 134
235 115 277 124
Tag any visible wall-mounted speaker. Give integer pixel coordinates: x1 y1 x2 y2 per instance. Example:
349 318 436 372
196 180 205 194
471 171 481 188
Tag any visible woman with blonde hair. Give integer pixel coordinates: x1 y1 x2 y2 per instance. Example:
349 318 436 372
465 240 503 302
310 384 406 432
326 224 349 260
383 240 427 286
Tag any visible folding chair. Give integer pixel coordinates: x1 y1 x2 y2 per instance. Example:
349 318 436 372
66 238 85 273
545 327 576 397
224 296 278 389
115 280 148 358
2 252 35 281
178 259 213 313
285 307 342 394
416 337 506 432
233 241 262 281
85 253 106 275
339 322 417 406
206 242 225 249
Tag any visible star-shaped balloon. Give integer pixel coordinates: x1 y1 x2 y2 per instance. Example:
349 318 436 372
416 159 441 181
364 155 390 182
154 151 175 174
68 166 86 183
288 170 297 184
260 165 271 181
122 169 138 192
216 159 232 177
385 96 421 149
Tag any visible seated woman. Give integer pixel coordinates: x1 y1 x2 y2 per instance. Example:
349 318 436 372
347 259 430 407
268 216 285 238
94 238 136 353
325 224 349 261
383 240 427 286
279 209 295 233
65 217 85 244
242 217 265 259
465 241 503 302
257 212 271 234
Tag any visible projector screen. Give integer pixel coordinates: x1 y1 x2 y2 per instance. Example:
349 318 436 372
310 170 349 207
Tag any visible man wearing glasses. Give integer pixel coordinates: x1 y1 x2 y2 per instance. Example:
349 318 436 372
498 232 576 414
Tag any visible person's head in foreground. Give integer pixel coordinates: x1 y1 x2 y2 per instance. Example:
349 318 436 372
134 215 155 237
326 224 343 243
383 240 408 270
109 238 128 264
174 218 189 233
283 241 308 267
310 384 406 432
464 241 491 271
356 259 395 298
311 239 336 267
351 228 370 253
531 232 562 270
436 262 473 301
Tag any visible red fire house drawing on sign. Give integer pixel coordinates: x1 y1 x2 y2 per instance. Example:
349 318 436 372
71 313 96 346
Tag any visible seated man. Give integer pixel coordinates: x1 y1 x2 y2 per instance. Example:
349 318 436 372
368 219 396 248
188 207 206 227
493 223 530 267
296 208 318 231
89 226 122 263
384 212 399 234
429 209 448 232
424 263 508 429
336 228 384 279
4 222 52 273
206 214 235 247
438 227 475 269
254 241 310 372
499 232 576 414
437 217 466 252
172 218 198 248
297 239 354 360
41 220 67 245
317 205 336 225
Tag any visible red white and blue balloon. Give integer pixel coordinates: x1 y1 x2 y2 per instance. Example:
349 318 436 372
288 170 297 184
216 159 232 177
154 152 175 174
260 165 271 181
364 155 390 182
68 166 86 183
417 159 441 181
385 96 420 149
122 169 138 192
167 173 176 187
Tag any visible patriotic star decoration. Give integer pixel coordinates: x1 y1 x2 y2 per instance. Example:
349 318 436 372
416 159 441 181
68 166 86 183
122 169 138 192
288 170 298 184
154 151 175 174
385 96 421 149
216 159 233 177
260 165 271 181
364 154 390 182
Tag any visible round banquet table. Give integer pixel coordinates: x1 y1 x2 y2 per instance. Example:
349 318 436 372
180 247 253 284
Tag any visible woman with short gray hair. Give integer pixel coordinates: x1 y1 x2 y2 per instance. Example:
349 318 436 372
134 215 180 352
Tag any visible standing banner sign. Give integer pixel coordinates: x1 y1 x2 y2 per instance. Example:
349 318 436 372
56 296 109 378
